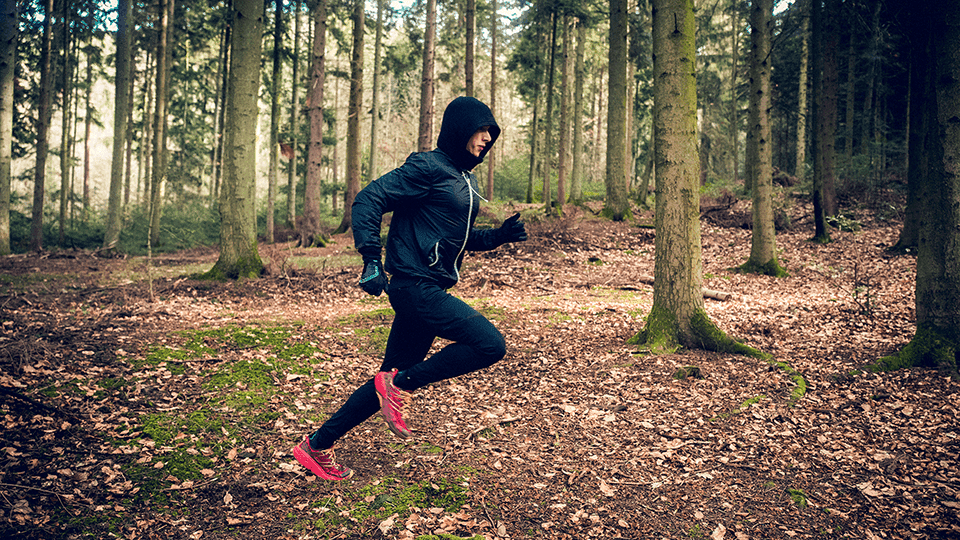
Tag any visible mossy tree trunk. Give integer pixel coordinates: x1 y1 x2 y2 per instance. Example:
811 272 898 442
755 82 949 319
876 1 960 376
742 0 786 277
634 0 761 358
209 0 264 280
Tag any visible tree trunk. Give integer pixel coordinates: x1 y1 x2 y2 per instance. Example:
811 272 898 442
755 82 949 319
30 0 54 252
150 0 173 249
604 0 630 221
877 0 960 376
810 0 831 243
486 0 497 200
209 0 265 280
82 49 93 223
103 0 132 251
368 0 384 185
744 0 785 277
0 0 17 255
286 0 301 228
570 17 586 205
729 0 740 184
892 52 921 253
465 0 475 97
820 0 840 217
795 0 809 178
843 9 856 166
334 0 363 235
636 0 761 357
542 12 558 215
59 2 74 245
267 0 283 243
557 14 572 212
418 0 437 152
301 0 326 248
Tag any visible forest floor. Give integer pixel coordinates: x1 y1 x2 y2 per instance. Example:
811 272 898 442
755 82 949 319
0 197 958 540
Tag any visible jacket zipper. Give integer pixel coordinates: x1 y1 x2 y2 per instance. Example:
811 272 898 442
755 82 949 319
454 172 475 281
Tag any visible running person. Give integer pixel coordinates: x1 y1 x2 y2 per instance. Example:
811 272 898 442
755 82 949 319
293 96 527 480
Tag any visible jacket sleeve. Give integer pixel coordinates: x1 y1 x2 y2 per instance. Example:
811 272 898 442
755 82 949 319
352 154 434 260
465 227 502 252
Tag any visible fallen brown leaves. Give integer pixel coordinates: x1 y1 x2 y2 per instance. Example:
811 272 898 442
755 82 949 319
0 203 958 540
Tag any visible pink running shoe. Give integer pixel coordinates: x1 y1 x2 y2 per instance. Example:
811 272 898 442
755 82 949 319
292 438 354 481
374 369 413 438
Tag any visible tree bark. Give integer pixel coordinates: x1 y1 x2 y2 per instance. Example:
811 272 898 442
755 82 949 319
30 0 55 252
368 0 384 185
209 0 265 280
570 17 586 205
604 0 630 221
267 0 283 243
59 1 74 245
810 0 831 243
0 0 17 255
103 0 131 251
542 12 558 215
557 14 572 212
877 0 960 376
287 0 301 228
636 0 762 357
149 0 173 249
795 0 809 178
334 0 363 235
418 0 437 152
465 0 475 97
744 0 785 277
486 0 498 200
301 0 327 248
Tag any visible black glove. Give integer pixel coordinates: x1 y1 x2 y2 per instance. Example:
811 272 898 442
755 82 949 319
359 258 388 296
497 213 528 245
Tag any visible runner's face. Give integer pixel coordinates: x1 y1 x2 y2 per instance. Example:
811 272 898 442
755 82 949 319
466 127 492 157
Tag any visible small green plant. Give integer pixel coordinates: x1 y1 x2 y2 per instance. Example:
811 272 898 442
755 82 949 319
787 488 808 508
687 523 704 538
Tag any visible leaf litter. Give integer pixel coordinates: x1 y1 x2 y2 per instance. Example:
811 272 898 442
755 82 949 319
0 204 957 540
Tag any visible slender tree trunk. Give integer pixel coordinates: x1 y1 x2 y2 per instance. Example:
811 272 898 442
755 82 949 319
267 0 283 243
486 0 497 200
124 63 134 207
844 11 856 166
527 24 546 204
557 14 572 212
30 0 54 252
209 0 265 279
744 0 785 276
795 0 809 178
368 0 384 184
569 17 586 205
301 0 326 247
287 0 301 228
103 0 131 251
82 49 93 223
0 0 16 255
418 0 437 152
810 0 831 242
543 12 558 214
465 0 475 97
730 0 740 184
334 0 363 235
59 2 74 245
150 0 173 248
820 0 840 216
604 0 630 220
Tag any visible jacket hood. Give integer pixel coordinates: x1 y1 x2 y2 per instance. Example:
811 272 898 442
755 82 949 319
436 96 500 170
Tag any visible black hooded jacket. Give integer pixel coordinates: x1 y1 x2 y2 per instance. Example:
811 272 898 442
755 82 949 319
352 97 503 289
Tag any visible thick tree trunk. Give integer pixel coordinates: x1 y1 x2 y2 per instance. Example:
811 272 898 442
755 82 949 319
819 0 840 217
418 0 437 153
301 0 327 248
209 0 265 280
636 0 761 358
877 0 960 376
334 0 363 235
103 0 131 251
744 0 785 277
810 0 831 243
0 0 17 255
604 0 630 221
